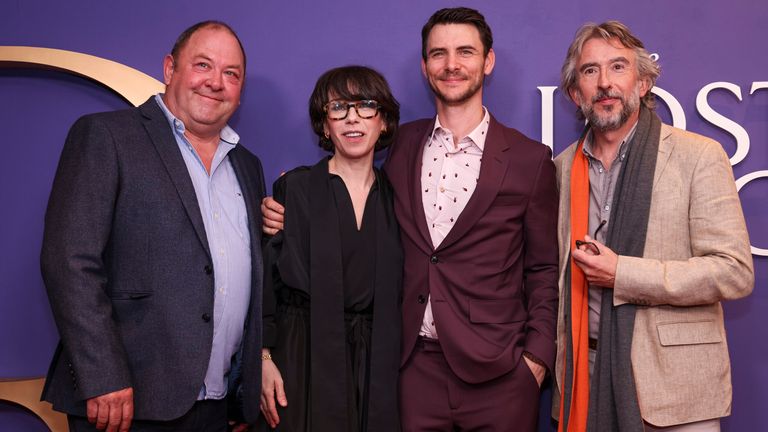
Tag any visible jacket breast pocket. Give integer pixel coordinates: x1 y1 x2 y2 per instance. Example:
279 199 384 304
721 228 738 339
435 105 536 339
469 298 527 324
656 320 722 346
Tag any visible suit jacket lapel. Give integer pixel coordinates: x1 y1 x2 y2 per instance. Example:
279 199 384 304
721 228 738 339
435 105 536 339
652 125 674 187
437 116 510 252
139 98 211 258
408 121 437 250
229 147 263 249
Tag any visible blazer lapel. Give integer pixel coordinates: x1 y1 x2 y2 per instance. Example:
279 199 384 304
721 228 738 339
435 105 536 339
229 147 263 249
652 125 675 187
139 99 211 258
408 122 437 250
436 116 510 251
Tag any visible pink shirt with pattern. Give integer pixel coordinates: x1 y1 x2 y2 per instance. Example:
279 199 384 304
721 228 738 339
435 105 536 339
419 108 490 338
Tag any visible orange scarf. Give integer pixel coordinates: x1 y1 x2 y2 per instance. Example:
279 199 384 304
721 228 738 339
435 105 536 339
558 137 591 432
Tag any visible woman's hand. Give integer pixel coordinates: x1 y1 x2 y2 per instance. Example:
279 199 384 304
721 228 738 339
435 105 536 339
260 349 287 428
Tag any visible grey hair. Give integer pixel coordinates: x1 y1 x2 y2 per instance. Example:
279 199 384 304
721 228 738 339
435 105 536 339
561 21 660 109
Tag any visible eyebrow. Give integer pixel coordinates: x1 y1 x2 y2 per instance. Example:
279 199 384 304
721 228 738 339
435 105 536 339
579 56 631 72
428 45 479 56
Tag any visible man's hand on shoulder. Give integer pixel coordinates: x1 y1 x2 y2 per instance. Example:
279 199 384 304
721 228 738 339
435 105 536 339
87 386 134 432
261 196 285 235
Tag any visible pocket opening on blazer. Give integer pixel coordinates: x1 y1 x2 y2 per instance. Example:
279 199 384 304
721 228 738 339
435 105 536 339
108 291 153 300
656 320 722 346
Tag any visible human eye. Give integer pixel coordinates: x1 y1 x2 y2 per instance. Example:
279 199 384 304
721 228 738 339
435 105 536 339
360 100 378 109
224 70 241 79
459 48 475 57
582 66 597 76
328 101 347 112
430 50 445 59
195 62 210 70
612 62 627 73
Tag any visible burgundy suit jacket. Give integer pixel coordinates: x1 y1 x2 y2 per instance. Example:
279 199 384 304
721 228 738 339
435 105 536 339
384 116 559 384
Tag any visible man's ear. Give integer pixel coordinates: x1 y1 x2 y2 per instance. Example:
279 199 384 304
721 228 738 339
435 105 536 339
483 48 496 76
162 54 175 86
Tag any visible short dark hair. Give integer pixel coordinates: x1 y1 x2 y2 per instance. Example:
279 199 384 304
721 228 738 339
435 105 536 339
309 66 400 152
170 20 247 71
421 7 493 60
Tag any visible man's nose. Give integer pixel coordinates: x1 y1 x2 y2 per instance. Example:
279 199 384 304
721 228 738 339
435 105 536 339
207 72 224 90
597 68 611 90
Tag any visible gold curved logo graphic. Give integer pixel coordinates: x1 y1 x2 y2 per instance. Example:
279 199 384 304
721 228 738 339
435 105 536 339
1 46 165 431
0 46 164 106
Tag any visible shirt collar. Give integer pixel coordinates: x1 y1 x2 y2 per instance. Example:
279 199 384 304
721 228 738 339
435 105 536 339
154 94 240 146
432 106 491 152
582 120 638 163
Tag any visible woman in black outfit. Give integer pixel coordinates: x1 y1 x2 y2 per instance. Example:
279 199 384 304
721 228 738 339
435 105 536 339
259 66 402 432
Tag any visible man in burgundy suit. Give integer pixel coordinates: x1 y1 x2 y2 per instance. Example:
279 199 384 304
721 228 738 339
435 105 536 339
262 7 558 431
387 7 558 431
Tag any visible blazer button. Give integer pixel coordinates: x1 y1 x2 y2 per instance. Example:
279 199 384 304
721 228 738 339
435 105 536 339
417 294 426 304
202 313 211 322
204 265 213 275
430 255 438 264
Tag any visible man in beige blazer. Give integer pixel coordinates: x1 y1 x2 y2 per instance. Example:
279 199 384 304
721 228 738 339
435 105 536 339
552 21 754 432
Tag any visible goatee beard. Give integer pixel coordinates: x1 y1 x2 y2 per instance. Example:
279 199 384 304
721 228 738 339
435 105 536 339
580 87 640 132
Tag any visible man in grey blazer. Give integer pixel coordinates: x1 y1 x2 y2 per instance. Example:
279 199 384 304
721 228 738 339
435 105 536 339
553 21 754 432
41 21 264 431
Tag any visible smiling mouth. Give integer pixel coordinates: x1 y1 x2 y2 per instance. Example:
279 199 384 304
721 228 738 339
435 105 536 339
343 131 364 138
196 92 223 102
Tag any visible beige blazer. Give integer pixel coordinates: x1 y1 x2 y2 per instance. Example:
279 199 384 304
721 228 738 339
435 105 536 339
552 124 754 427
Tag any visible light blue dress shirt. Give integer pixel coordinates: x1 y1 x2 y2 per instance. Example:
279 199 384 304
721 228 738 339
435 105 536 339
155 95 252 400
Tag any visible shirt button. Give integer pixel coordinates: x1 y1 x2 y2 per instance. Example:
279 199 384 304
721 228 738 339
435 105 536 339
604 205 610 211
439 186 445 193
202 313 211 322
430 255 439 264
417 295 426 304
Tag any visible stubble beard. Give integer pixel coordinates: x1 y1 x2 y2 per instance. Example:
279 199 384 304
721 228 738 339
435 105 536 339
430 72 483 107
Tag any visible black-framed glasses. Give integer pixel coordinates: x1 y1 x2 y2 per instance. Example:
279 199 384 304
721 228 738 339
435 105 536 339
324 100 380 120
575 220 607 255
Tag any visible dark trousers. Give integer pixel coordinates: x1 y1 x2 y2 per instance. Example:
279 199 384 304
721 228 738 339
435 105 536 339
399 337 539 432
68 399 228 432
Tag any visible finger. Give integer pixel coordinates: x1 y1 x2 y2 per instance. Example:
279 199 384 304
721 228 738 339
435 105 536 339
266 393 280 424
261 197 283 214
106 403 122 432
87 399 98 424
263 216 283 229
120 400 133 432
263 226 278 236
261 387 277 427
95 402 110 430
275 379 288 407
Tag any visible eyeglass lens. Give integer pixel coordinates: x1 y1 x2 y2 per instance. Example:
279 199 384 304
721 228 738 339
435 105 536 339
327 100 379 120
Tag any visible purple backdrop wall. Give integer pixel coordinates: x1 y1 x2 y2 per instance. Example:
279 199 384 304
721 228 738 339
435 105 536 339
2 1 765 430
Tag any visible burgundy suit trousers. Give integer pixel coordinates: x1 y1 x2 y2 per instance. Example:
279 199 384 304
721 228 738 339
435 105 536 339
400 337 540 432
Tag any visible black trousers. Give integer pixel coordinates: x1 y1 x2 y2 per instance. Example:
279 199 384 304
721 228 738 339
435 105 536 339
67 399 227 432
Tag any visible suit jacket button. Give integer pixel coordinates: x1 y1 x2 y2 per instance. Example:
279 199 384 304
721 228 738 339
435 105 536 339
204 265 213 275
430 255 438 264
417 295 426 304
202 313 211 322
